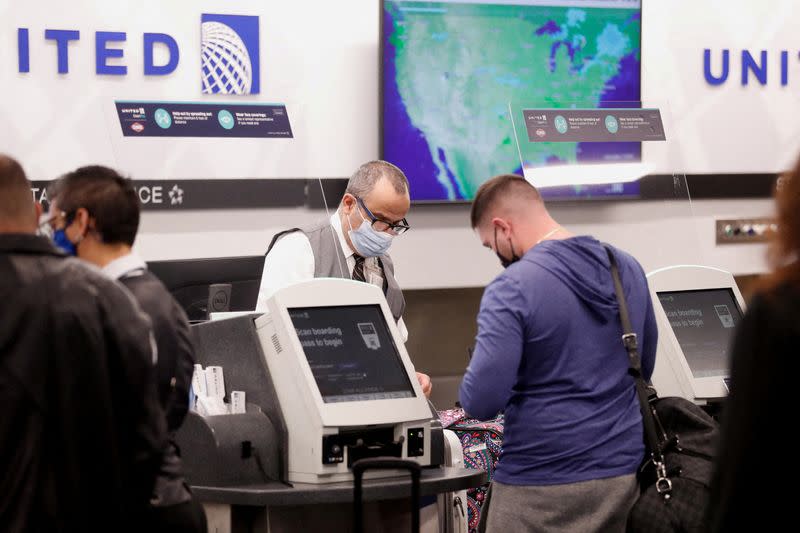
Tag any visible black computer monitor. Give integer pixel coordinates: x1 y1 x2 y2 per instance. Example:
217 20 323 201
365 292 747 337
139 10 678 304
656 288 744 379
648 265 747 401
288 304 415 403
148 255 264 321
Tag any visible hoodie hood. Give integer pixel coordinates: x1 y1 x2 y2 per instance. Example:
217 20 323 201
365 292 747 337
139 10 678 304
520 236 620 322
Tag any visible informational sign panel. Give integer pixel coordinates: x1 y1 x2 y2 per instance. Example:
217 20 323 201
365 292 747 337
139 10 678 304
523 109 666 143
115 102 293 138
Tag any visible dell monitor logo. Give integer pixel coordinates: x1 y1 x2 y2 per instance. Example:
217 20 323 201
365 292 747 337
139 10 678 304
208 284 232 314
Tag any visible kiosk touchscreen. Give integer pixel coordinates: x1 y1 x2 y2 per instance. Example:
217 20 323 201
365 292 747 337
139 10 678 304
255 279 434 483
647 265 746 403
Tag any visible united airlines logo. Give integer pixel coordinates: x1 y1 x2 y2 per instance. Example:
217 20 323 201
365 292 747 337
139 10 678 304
704 49 797 87
14 14 261 96
201 14 260 95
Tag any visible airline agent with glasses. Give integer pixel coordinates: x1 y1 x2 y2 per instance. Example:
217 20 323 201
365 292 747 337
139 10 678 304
256 160 431 397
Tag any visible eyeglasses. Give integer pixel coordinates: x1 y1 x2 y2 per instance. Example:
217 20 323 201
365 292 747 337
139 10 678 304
355 196 411 235
37 210 73 238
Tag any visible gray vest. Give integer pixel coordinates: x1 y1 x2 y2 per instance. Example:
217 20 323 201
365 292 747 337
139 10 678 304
266 219 406 321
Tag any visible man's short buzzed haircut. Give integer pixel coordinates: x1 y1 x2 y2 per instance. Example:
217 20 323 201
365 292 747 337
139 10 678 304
0 154 33 224
470 174 542 228
48 165 140 247
345 160 409 198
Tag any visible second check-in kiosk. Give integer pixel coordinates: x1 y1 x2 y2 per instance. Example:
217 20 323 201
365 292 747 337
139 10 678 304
647 265 747 404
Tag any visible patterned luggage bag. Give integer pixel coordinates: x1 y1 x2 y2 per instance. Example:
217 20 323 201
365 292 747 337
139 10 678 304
439 408 504 533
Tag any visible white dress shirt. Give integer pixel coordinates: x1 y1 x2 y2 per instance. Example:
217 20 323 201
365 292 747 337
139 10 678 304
101 251 157 364
257 212 409 341
102 252 147 280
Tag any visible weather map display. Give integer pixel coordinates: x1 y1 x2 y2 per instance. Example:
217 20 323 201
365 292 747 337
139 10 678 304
382 0 643 201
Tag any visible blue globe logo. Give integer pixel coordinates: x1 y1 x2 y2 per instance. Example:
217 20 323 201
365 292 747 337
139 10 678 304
218 110 235 130
154 108 172 129
554 115 568 134
605 115 619 134
201 22 253 95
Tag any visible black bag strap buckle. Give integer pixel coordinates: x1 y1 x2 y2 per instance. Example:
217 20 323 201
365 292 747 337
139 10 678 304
656 476 673 496
654 458 673 497
622 332 638 351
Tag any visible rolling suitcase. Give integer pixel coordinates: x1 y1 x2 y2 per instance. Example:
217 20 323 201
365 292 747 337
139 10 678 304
353 457 422 533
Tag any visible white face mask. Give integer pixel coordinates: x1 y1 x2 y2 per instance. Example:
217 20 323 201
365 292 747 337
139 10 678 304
347 207 394 257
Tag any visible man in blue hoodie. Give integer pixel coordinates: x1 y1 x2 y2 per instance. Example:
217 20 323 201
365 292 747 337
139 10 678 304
460 175 657 532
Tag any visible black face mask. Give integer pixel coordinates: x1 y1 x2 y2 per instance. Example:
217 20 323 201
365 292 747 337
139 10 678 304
494 227 520 268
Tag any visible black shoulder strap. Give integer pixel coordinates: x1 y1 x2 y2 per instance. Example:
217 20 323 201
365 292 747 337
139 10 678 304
265 228 302 256
604 245 663 461
605 246 640 375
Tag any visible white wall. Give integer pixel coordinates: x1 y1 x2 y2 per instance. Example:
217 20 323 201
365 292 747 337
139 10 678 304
129 0 784 286
136 197 773 289
643 0 800 173
6 0 799 180
4 0 782 285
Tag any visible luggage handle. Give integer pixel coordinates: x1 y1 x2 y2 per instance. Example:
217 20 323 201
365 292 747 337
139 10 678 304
352 457 421 533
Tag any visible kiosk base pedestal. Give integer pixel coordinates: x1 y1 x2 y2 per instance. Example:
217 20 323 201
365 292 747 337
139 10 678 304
203 500 440 533
193 466 485 533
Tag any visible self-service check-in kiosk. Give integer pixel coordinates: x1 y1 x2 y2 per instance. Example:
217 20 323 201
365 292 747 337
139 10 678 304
255 279 436 483
172 280 487 532
176 278 442 488
647 265 747 404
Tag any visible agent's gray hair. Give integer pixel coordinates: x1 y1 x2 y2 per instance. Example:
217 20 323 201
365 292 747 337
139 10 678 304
345 160 409 197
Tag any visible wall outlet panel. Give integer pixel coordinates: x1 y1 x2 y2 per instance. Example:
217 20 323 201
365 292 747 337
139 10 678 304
716 218 776 244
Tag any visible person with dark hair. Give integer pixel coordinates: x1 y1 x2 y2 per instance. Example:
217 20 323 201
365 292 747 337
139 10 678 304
461 175 658 532
707 159 800 532
0 155 165 532
257 160 432 396
45 165 141 256
46 165 206 532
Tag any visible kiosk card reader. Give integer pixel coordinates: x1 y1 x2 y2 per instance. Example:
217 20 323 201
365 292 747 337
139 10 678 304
647 265 747 403
255 279 434 483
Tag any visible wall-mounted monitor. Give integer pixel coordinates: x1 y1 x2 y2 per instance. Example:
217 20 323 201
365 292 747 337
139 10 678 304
381 0 643 201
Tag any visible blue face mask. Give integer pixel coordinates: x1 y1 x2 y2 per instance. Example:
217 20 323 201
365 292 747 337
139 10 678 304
347 209 394 258
52 229 77 256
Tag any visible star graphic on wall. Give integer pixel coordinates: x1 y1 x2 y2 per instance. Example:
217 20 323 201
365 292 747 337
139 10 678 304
168 184 184 206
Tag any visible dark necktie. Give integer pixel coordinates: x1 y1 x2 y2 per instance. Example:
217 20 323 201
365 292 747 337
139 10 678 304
352 255 366 282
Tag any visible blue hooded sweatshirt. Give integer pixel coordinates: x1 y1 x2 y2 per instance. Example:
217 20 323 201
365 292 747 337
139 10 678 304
460 236 657 486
